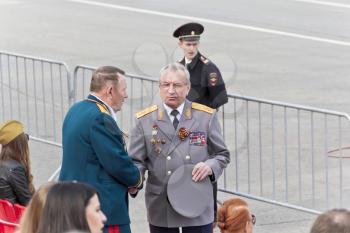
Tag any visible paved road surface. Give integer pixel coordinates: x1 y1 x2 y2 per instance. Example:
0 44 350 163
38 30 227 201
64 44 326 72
2 0 350 232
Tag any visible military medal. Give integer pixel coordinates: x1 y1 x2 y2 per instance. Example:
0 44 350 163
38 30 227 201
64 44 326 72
152 124 158 136
178 127 189 141
189 131 206 146
155 147 161 154
151 124 163 155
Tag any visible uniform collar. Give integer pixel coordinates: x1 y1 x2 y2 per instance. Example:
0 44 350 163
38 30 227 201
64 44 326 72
184 52 200 71
184 57 192 65
88 94 118 122
158 100 192 121
163 102 185 120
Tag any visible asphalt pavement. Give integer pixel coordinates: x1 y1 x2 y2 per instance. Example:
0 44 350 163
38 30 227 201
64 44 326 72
2 0 350 232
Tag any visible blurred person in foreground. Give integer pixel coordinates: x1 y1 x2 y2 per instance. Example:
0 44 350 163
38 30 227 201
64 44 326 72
16 182 55 233
217 198 256 233
0 120 35 206
59 66 142 233
129 63 230 233
37 182 107 233
310 209 350 233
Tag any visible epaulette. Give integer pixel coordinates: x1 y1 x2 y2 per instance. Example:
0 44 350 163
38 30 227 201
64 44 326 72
192 102 214 114
86 99 109 114
96 103 109 114
200 56 209 65
136 105 158 119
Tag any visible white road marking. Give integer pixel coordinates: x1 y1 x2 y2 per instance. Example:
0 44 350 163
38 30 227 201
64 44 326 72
0 0 21 5
295 0 350 9
67 0 350 47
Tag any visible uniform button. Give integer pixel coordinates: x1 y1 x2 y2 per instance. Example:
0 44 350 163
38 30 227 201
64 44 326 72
167 156 171 160
167 171 172 175
185 155 190 160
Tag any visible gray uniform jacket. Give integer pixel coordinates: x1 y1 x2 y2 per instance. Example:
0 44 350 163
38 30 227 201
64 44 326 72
129 100 230 227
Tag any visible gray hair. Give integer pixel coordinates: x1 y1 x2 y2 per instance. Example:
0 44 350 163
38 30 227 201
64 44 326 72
159 63 190 83
310 209 350 233
90 66 125 92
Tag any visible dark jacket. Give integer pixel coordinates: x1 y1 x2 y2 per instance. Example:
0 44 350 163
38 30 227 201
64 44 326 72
59 95 142 226
0 159 32 205
180 52 228 109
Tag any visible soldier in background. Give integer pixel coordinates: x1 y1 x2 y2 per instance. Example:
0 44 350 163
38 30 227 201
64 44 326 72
173 22 228 109
173 22 229 223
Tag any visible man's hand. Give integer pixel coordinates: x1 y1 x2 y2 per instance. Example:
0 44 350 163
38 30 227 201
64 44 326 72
128 187 139 198
192 162 212 182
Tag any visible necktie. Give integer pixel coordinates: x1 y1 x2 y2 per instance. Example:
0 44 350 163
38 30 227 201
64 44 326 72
171 110 179 129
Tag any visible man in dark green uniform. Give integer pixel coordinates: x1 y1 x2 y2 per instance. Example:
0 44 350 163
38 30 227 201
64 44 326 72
60 66 142 233
173 22 229 224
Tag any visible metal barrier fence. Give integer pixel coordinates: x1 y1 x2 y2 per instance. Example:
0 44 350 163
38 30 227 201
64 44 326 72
2 51 350 214
218 94 350 214
74 65 350 214
0 51 71 143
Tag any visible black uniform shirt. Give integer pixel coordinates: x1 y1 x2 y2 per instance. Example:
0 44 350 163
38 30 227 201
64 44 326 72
180 52 228 109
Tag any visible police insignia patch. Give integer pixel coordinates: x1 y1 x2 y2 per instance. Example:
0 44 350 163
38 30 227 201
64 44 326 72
209 72 217 86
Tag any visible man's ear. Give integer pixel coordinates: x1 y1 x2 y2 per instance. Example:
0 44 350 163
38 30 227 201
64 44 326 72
106 85 113 96
178 39 183 46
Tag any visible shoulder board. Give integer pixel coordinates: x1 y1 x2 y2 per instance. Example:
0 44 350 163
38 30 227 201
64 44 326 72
200 56 209 65
96 103 109 114
192 103 214 114
86 99 109 114
136 105 158 119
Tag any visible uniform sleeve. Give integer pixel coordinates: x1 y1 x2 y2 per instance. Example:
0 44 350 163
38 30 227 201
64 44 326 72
205 63 228 109
90 114 142 188
9 166 32 206
204 113 230 182
128 119 148 182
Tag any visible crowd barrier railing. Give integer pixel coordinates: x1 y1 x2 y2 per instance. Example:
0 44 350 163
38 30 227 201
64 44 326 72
2 51 350 215
218 93 350 214
0 51 71 143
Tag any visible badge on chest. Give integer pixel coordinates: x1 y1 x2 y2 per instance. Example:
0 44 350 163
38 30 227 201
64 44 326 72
189 131 206 146
151 124 166 155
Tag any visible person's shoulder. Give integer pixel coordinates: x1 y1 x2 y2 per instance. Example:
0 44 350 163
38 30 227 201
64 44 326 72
1 159 22 168
191 102 214 114
0 160 24 174
198 54 213 66
83 98 109 115
136 104 158 119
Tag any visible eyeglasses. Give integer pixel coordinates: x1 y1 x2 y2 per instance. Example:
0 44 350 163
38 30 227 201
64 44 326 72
159 82 187 90
251 214 256 225
25 133 30 141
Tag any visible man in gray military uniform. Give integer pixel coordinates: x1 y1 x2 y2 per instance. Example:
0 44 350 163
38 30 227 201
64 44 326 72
129 63 230 233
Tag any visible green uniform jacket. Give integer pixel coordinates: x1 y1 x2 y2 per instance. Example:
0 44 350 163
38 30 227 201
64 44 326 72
59 94 142 226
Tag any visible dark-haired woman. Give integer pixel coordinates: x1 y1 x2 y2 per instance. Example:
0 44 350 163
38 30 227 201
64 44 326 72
37 182 107 233
0 120 35 205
